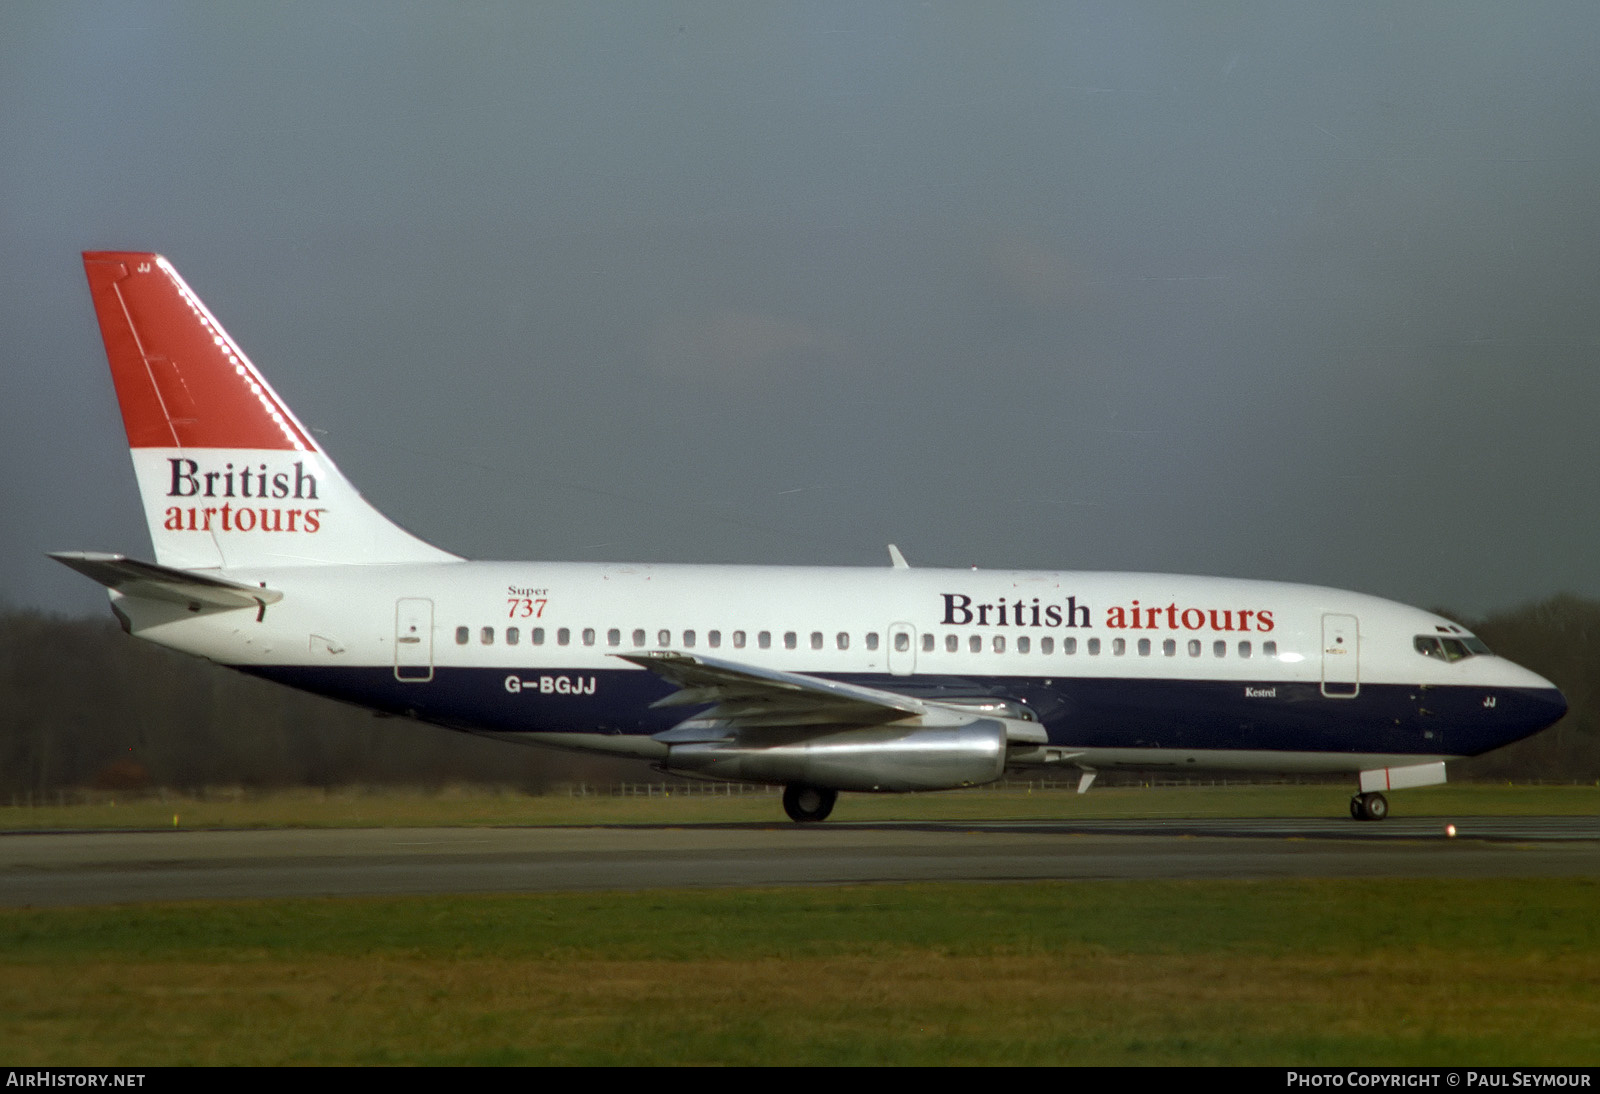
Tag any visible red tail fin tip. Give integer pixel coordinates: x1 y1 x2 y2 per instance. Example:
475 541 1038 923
83 252 316 451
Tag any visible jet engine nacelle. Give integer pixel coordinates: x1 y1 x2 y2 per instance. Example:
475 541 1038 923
664 719 1009 792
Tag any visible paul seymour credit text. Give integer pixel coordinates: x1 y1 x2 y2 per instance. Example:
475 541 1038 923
1287 1075 1591 1088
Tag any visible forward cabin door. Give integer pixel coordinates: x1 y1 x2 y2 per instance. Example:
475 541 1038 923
1320 613 1359 698
395 598 435 682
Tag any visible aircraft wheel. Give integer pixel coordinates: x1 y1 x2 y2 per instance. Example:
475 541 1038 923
1350 795 1364 820
1356 792 1389 821
782 785 838 823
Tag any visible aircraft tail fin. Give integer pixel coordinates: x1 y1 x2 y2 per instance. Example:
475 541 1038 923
81 252 458 569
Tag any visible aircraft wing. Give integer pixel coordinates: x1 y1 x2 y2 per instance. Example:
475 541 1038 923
48 552 282 614
618 650 1046 743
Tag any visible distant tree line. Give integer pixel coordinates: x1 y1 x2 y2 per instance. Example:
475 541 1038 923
1 598 1596 796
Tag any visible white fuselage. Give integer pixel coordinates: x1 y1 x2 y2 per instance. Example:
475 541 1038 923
113 560 1565 778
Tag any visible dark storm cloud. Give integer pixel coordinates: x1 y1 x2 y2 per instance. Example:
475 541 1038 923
4 2 1598 617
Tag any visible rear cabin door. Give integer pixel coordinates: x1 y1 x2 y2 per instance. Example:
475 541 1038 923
395 598 434 682
1320 613 1359 698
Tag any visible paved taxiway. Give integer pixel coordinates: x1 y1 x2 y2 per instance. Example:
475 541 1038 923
2 817 1595 906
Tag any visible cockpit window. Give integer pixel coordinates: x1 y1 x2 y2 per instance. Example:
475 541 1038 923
1415 634 1492 662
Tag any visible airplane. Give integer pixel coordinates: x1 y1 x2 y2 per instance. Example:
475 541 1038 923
54 251 1568 823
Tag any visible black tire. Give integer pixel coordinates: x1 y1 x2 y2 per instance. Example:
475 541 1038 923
1350 796 1365 820
1362 792 1389 821
782 784 838 823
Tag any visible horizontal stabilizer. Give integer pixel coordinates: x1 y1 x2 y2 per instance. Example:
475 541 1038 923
48 552 282 613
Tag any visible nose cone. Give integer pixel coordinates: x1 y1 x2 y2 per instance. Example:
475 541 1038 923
1507 662 1568 736
1531 677 1569 727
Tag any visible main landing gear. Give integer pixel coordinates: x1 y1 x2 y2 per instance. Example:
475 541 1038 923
782 784 838 823
1350 792 1389 821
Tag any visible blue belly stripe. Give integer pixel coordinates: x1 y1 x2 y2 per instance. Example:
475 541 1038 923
238 663 1564 760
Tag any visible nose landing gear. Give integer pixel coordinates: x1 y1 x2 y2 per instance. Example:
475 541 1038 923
1350 792 1389 821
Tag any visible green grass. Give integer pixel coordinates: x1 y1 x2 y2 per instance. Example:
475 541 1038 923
2 786 1595 1064
2 781 1595 831
2 879 1597 1065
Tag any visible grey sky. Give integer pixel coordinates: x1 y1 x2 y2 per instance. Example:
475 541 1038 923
5 2 1599 619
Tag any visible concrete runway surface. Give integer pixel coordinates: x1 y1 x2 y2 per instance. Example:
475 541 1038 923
2 817 1595 906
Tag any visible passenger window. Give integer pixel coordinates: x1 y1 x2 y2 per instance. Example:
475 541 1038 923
733 631 746 649
1163 639 1176 657
946 634 959 652
582 628 595 647
507 627 519 646
558 628 571 646
1018 636 1030 654
481 627 494 645
708 630 721 649
784 632 797 650
865 633 879 650
1189 640 1202 657
1263 641 1277 658
455 626 469 645
683 630 695 648
632 628 646 647
607 628 620 647
1213 640 1226 658
1113 638 1126 656
1040 637 1054 655
759 631 772 649
810 631 823 650
1238 640 1251 659
895 632 911 652
532 627 544 646
658 629 671 647
969 635 982 653
992 635 1005 653
1064 637 1077 655
1087 637 1100 655
921 633 933 652
1137 638 1150 656
838 632 851 650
